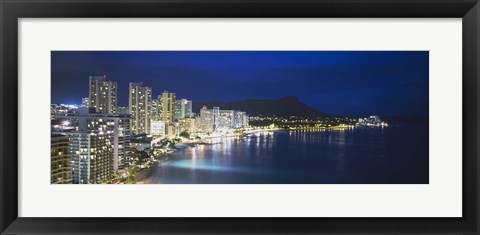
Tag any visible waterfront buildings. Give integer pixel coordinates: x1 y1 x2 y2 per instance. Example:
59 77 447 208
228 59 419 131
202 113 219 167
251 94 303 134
51 134 73 184
370 115 381 122
235 111 249 128
53 108 131 183
151 120 168 137
200 106 249 132
129 82 152 135
178 118 196 134
159 91 176 123
358 115 388 127
194 116 203 133
175 98 193 120
68 131 114 184
217 110 249 130
217 110 235 130
200 106 219 133
130 137 152 151
89 75 117 114
51 76 251 184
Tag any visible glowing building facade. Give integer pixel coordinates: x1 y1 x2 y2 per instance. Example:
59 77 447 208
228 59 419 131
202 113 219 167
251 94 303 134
129 82 152 135
68 131 114 184
234 111 249 128
217 110 235 130
179 118 196 134
89 75 117 114
175 98 193 120
51 134 73 184
200 107 249 132
54 108 131 183
159 91 176 123
200 106 220 133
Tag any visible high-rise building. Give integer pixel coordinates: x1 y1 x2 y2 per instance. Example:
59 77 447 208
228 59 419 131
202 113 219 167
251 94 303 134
51 134 73 184
53 108 131 183
216 110 249 130
159 91 176 123
89 75 117 114
150 99 159 121
129 82 152 135
217 110 235 130
199 107 248 132
234 111 249 128
200 106 219 133
68 131 114 184
175 99 193 120
243 113 249 128
76 112 131 172
179 118 196 134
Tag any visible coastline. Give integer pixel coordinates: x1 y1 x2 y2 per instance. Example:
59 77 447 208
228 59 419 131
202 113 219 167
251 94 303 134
136 124 387 184
135 124 427 184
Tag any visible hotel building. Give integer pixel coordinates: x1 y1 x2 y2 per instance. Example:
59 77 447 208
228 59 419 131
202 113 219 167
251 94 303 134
200 107 249 132
217 110 235 130
159 91 176 123
68 131 114 184
179 118 196 134
234 111 249 128
199 106 219 133
174 98 193 120
129 82 152 135
54 108 131 184
51 134 73 184
89 75 117 114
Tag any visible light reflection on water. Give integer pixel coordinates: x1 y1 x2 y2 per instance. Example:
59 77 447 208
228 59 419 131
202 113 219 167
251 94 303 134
144 127 428 184
165 159 273 174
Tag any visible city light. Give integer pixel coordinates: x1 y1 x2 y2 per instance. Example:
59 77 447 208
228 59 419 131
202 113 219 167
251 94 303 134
50 59 401 185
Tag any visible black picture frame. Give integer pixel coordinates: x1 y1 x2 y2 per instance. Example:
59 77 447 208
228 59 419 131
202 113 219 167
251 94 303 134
1 0 479 234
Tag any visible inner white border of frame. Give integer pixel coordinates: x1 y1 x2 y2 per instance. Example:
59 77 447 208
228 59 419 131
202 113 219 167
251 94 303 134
18 18 462 217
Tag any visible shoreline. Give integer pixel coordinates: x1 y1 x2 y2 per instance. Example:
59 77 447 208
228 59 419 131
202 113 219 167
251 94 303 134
190 125 358 140
137 125 389 183
136 153 173 184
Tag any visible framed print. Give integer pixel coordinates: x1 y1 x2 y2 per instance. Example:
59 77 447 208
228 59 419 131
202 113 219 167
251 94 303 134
1 0 479 234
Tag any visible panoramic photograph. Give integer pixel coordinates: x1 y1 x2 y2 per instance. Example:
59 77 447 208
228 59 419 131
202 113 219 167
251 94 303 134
51 51 429 184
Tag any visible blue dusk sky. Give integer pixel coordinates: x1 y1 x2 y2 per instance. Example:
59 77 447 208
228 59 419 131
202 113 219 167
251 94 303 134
51 51 428 118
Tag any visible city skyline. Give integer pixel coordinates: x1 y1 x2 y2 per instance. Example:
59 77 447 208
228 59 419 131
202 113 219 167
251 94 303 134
51 51 429 118
51 51 428 184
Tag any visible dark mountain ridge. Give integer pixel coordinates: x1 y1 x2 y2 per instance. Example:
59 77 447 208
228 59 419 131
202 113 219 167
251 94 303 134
193 96 330 117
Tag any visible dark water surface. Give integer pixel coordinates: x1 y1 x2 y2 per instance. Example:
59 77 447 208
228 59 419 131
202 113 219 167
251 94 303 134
144 124 428 184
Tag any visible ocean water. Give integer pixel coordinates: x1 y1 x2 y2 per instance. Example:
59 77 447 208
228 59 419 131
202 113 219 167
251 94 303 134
144 123 428 184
